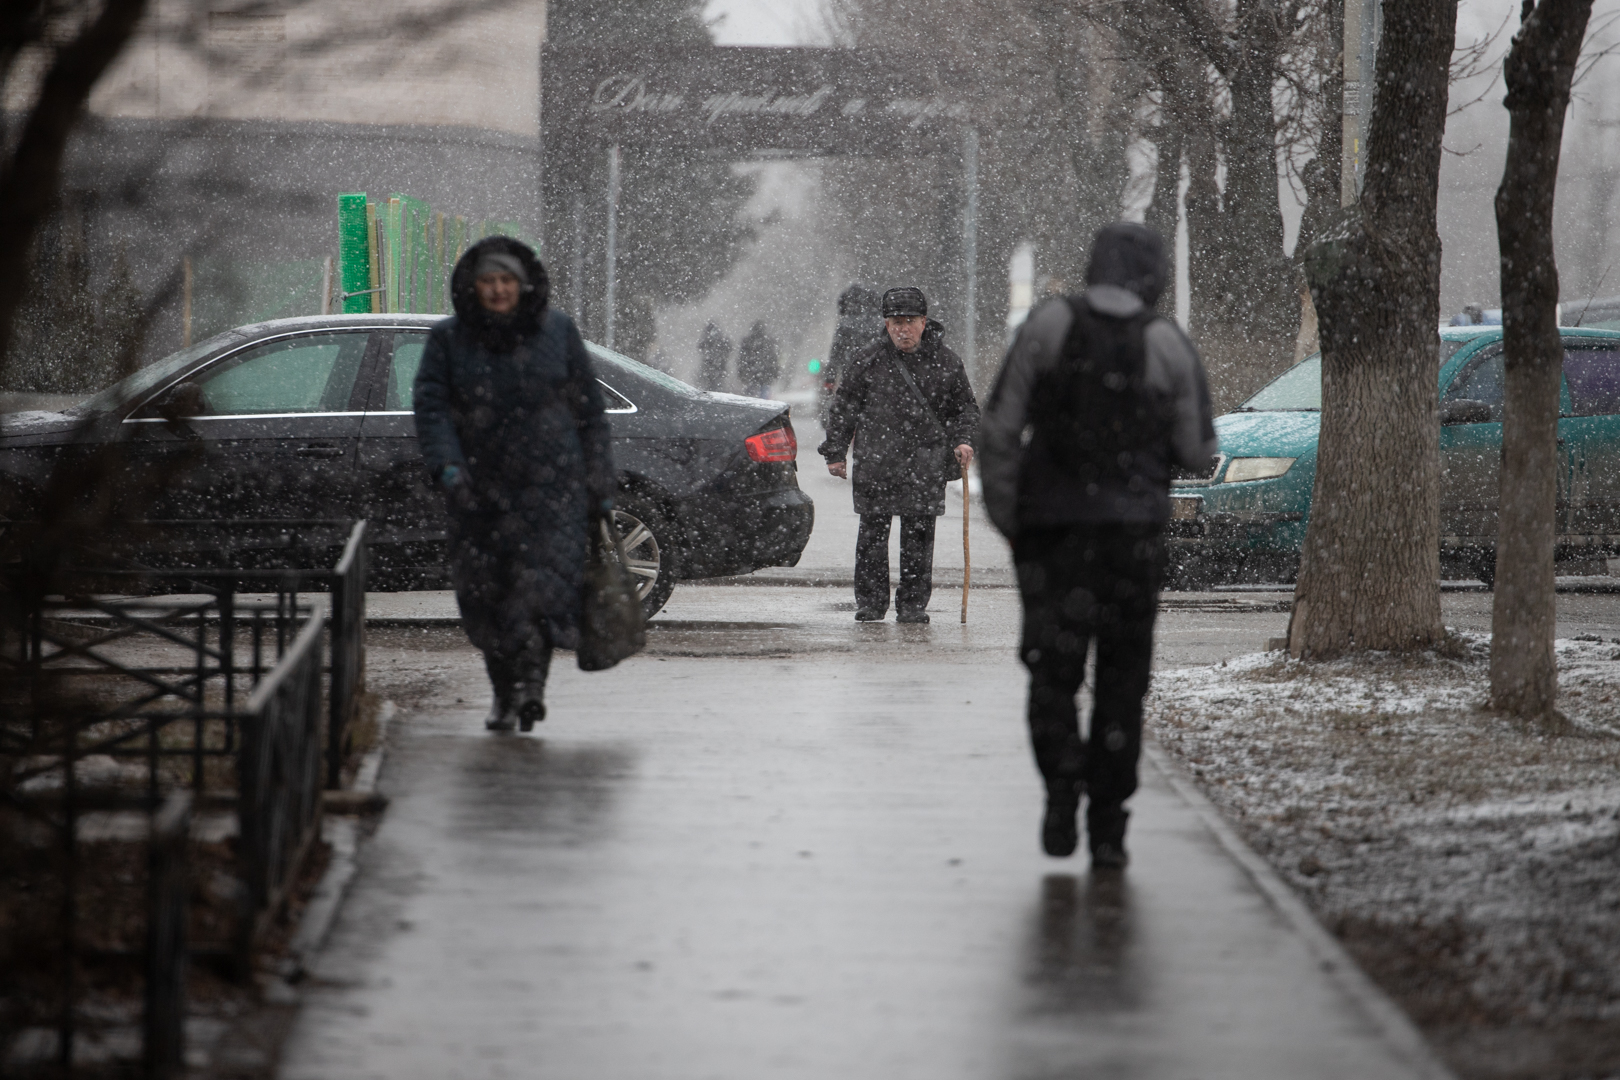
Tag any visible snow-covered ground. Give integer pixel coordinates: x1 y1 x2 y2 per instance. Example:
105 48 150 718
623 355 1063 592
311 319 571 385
1149 634 1620 1077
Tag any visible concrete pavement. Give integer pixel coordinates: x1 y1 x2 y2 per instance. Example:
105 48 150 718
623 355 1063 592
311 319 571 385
271 405 1480 1077
277 586 1458 1080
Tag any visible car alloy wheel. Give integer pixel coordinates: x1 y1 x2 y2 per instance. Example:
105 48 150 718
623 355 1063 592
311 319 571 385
612 505 675 617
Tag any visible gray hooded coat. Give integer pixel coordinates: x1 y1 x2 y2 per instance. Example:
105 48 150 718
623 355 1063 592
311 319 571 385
980 223 1217 537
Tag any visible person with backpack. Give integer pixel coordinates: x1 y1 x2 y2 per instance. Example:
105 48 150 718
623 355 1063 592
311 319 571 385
819 286 978 623
980 223 1217 867
822 284 884 419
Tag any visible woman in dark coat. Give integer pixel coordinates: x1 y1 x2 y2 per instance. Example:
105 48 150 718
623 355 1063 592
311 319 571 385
414 236 616 731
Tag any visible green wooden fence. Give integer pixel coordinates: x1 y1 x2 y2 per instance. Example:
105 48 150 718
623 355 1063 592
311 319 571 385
175 195 530 344
336 193 528 315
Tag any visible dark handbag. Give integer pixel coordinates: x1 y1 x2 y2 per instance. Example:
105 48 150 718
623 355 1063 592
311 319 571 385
891 355 959 474
577 515 647 672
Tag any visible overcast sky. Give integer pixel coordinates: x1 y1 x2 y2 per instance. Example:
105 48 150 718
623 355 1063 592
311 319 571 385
704 0 829 45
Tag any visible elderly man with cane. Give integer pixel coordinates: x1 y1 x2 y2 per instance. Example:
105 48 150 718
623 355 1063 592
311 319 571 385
819 287 978 624
980 223 1216 867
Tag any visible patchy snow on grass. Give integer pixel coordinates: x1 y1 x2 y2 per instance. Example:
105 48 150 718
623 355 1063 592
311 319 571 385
1150 632 1620 1055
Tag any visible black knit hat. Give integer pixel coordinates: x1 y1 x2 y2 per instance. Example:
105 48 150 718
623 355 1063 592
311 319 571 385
881 286 927 319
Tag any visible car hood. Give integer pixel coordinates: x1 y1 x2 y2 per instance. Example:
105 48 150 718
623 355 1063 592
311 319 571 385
1215 410 1320 459
0 409 86 443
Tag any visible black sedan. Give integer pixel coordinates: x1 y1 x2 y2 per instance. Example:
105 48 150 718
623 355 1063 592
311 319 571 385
0 315 814 615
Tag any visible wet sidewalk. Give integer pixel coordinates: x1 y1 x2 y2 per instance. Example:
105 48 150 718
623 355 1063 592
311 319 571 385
278 625 1450 1079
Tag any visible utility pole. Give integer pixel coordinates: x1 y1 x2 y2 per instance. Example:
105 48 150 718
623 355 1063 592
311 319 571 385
604 143 621 349
1341 0 1382 204
961 128 979 378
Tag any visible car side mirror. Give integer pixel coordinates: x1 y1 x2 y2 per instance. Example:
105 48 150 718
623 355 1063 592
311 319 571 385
1440 398 1493 425
154 381 205 422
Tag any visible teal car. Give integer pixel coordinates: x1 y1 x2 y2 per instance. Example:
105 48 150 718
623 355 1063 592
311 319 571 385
1168 325 1620 587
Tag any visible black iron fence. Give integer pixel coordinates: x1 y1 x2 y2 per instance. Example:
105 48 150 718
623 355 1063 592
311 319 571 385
327 522 368 789
0 519 368 1075
237 612 326 964
144 791 191 1080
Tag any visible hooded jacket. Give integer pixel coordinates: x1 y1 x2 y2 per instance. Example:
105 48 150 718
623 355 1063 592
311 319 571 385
736 323 780 388
697 322 732 391
818 319 979 516
980 224 1216 536
826 285 884 385
412 236 615 649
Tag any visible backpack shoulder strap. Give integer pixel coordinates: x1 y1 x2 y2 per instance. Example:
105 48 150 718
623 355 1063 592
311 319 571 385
890 352 949 441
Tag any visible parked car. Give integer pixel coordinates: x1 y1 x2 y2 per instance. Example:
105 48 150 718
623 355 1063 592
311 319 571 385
1168 325 1620 587
0 315 815 615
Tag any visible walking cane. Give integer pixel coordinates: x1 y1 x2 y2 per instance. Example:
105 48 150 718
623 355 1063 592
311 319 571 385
961 458 971 624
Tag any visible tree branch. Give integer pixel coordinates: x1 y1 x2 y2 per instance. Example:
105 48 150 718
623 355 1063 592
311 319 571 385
1159 0 1238 76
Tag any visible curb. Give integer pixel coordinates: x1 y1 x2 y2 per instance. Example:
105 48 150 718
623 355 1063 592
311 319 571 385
286 700 396 976
1143 740 1459 1080
695 571 1018 589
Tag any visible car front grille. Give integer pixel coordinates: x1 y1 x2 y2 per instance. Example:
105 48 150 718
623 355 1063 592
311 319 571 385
1171 453 1226 487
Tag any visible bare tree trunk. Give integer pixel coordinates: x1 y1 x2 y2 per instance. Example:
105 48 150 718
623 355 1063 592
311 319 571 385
1159 0 1297 408
0 0 151 378
1219 3 1294 366
1288 0 1456 658
1489 0 1594 719
1296 0 1344 259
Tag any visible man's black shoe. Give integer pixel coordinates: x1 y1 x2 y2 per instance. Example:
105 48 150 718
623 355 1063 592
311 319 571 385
1041 798 1079 857
518 700 546 732
1090 841 1129 870
855 609 885 622
1087 804 1130 869
896 610 930 624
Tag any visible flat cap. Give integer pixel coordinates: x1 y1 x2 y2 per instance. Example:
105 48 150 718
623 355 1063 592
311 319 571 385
881 286 927 319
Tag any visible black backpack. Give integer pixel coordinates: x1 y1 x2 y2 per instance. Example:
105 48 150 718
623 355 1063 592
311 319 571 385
1028 298 1173 489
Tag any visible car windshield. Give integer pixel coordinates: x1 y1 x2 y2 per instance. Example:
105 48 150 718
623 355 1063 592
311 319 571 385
1238 341 1465 412
70 331 244 415
1240 355 1321 411
586 342 701 399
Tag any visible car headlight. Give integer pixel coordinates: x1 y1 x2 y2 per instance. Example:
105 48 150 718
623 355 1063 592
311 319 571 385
1222 457 1296 483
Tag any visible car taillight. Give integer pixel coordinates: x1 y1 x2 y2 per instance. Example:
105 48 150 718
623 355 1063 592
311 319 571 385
745 426 796 463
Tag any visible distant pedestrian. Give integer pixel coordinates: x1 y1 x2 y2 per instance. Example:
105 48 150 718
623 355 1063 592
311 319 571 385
697 321 732 391
980 223 1216 867
736 321 780 398
823 284 883 417
819 287 978 624
414 236 617 733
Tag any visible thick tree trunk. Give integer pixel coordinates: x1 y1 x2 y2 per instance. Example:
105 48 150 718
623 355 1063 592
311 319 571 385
1154 0 1296 409
1296 0 1345 259
1288 0 1456 658
1219 7 1293 363
0 0 150 378
1489 0 1594 719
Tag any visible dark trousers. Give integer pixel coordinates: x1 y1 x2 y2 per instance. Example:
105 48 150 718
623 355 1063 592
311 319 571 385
856 514 937 614
1014 523 1164 822
482 645 552 709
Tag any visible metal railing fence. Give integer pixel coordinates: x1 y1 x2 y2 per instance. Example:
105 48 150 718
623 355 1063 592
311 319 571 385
0 520 368 1074
237 613 326 966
